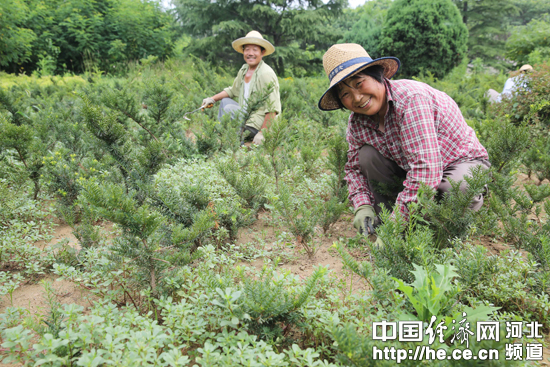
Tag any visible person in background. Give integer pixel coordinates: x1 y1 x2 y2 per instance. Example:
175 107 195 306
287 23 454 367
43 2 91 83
317 43 490 237
486 64 534 103
201 31 281 145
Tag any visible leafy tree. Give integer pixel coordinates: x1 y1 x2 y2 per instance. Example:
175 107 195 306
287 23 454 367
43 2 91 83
1 0 176 74
506 16 550 66
452 0 518 64
508 0 550 27
379 0 468 79
171 0 347 76
340 0 392 58
0 0 37 71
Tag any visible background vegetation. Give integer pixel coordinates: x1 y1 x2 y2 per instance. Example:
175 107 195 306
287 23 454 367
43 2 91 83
1 0 550 365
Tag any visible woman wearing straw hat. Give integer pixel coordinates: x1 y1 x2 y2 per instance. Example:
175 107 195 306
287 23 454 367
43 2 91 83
202 31 281 145
318 43 490 236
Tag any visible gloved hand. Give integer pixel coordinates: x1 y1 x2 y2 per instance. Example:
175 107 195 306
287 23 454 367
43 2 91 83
353 204 376 235
253 131 265 145
202 97 216 108
373 236 385 249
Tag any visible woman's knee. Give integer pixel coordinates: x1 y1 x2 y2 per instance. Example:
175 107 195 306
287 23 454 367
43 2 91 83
358 145 379 172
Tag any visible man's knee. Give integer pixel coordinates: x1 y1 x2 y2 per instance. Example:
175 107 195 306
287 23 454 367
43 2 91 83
218 98 240 120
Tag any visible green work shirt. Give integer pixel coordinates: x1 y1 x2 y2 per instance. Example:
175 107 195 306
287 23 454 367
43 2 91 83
223 60 281 130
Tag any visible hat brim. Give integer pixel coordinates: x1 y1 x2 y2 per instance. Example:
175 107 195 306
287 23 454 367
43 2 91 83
318 57 400 111
232 37 275 56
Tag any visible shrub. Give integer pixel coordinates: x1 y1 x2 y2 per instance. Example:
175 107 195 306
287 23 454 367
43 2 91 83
368 205 439 283
492 63 550 126
417 165 491 248
379 0 468 79
454 246 550 328
506 17 550 66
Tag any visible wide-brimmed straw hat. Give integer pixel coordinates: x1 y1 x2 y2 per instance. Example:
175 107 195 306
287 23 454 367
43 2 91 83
318 43 400 111
519 64 533 72
232 31 275 56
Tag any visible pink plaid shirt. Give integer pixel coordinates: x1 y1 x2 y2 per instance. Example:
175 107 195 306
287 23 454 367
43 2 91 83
345 79 489 219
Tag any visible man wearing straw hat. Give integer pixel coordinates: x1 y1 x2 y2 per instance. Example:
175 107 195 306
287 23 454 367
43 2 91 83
486 64 534 103
202 31 281 145
318 43 490 237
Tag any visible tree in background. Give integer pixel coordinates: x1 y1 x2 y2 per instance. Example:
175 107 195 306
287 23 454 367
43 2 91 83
506 15 550 66
451 0 517 65
378 0 468 79
171 0 346 76
508 0 550 27
1 0 176 75
340 0 392 58
0 0 37 71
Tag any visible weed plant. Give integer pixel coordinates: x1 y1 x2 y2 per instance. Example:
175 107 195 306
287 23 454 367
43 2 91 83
417 166 491 248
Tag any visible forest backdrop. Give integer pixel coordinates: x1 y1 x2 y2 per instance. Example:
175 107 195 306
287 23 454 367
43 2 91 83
1 0 550 78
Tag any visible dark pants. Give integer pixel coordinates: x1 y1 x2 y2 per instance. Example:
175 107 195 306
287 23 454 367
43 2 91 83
218 97 258 141
242 126 259 141
358 145 490 215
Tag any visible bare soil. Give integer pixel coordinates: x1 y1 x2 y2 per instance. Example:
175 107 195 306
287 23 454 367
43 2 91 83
2 208 550 365
237 212 371 294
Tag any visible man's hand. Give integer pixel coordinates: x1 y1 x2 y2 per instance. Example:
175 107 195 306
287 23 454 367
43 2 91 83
202 97 216 107
353 205 376 235
253 131 265 145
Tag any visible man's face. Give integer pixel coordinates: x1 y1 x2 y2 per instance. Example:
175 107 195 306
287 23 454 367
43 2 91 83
243 44 265 68
337 75 387 117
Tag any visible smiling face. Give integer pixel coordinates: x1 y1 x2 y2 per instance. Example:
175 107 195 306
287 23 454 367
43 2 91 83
243 44 265 68
337 74 387 117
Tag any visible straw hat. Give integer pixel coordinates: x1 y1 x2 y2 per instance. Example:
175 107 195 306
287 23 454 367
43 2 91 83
318 43 400 111
519 64 533 72
232 31 275 56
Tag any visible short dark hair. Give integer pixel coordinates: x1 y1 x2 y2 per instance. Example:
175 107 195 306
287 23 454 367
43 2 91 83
332 65 386 109
243 44 265 52
354 65 385 84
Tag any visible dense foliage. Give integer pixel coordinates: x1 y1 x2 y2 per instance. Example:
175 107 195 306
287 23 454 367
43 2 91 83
171 0 346 76
506 15 550 66
451 0 517 64
0 0 175 74
340 0 392 58
379 0 468 79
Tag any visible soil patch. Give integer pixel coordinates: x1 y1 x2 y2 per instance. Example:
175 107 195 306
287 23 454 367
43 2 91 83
0 274 91 316
236 212 371 294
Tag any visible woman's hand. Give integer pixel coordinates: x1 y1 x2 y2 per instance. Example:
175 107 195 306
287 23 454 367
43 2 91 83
353 204 376 234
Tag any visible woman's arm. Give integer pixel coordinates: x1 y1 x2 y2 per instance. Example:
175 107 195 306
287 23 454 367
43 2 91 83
395 94 443 220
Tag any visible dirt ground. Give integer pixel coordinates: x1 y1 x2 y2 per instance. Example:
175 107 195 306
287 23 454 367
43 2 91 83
1 213 550 365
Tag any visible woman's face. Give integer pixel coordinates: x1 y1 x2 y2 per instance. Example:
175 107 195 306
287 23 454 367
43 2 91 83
337 75 387 117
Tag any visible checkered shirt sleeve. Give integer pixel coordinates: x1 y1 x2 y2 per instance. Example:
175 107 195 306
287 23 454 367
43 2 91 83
394 94 443 218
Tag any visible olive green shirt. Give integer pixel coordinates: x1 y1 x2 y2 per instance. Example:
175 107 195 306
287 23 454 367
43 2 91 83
223 60 281 130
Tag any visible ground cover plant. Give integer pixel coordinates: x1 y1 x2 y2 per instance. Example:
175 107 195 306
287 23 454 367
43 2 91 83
1 55 550 366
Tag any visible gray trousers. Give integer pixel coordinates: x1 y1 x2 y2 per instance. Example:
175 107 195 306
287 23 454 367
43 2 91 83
358 145 490 215
218 98 258 140
485 89 501 103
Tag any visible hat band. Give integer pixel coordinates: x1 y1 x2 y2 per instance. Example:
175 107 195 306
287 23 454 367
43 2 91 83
328 57 373 82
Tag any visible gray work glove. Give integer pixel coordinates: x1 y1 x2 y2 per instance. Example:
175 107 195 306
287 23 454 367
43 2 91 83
252 131 265 145
353 204 377 235
202 97 216 108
